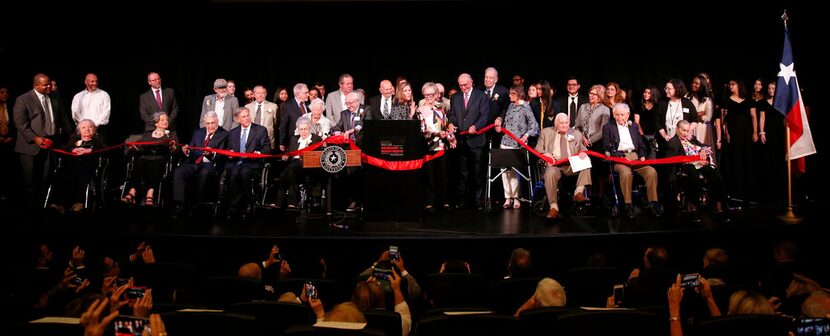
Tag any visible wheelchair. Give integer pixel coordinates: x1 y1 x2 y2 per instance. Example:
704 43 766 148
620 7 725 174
530 158 592 217
485 142 534 211
605 160 650 218
218 159 272 217
119 134 177 208
43 154 110 213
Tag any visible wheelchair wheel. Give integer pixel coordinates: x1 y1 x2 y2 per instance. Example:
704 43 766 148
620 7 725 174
609 204 620 218
574 201 591 216
532 195 549 217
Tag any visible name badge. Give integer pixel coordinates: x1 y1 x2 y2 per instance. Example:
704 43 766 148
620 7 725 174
682 108 690 113
354 117 360 121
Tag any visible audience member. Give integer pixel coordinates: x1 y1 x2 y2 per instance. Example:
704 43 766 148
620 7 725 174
514 277 567 317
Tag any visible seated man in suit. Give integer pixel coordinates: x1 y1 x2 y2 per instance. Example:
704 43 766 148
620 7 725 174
665 119 727 219
535 113 591 219
173 111 228 217
602 103 661 219
225 107 271 218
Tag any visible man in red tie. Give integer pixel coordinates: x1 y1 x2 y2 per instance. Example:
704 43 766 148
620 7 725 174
278 83 309 152
172 112 228 218
447 73 490 210
139 72 180 131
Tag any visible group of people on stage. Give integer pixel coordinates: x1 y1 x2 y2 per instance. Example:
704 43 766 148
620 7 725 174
2 67 782 219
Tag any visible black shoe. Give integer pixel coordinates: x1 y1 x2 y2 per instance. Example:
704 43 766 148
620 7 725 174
173 205 186 219
649 202 664 218
625 204 636 219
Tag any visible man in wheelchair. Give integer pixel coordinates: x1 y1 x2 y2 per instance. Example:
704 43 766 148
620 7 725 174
224 107 271 219
665 120 727 220
535 113 592 219
602 103 661 219
173 112 228 218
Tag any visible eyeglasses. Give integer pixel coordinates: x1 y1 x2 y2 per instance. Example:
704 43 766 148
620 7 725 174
423 93 435 97
567 84 579 87
588 92 599 96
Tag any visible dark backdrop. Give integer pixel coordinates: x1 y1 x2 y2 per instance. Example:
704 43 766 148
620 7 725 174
1 0 822 198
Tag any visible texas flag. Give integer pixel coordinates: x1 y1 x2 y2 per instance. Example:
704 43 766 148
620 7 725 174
774 26 816 173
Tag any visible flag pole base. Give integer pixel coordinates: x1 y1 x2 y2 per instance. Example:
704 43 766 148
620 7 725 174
777 206 802 225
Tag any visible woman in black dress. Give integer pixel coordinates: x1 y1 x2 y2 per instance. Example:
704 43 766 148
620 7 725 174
122 112 177 206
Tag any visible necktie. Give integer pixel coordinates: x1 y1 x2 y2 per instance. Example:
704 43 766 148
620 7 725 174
570 97 576 116
196 132 212 164
464 93 470 109
560 133 569 159
383 99 390 118
300 101 307 114
486 89 492 99
155 89 163 111
42 95 54 135
255 104 262 124
0 106 8 136
240 128 248 153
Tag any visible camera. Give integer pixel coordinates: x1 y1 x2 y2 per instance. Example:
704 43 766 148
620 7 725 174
389 245 399 261
126 287 146 299
115 278 129 287
680 273 701 288
113 316 149 336
71 276 86 286
613 284 625 306
795 318 830 336
304 281 317 300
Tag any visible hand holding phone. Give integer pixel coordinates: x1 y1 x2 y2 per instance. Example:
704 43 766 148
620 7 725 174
613 284 625 306
126 287 146 300
304 281 317 300
389 246 399 262
795 318 830 336
680 273 701 288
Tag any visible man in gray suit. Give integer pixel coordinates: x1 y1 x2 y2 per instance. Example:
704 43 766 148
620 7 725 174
245 85 279 150
14 73 72 208
325 73 354 125
200 78 239 131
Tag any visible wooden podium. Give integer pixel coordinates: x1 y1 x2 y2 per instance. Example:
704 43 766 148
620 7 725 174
302 149 361 216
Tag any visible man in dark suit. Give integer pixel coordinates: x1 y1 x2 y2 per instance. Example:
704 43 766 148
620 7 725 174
225 107 271 217
332 91 373 211
173 111 228 217
278 83 309 152
448 73 490 209
481 67 510 124
602 103 661 219
367 79 396 120
558 77 588 127
139 72 180 131
665 119 727 219
13 74 72 209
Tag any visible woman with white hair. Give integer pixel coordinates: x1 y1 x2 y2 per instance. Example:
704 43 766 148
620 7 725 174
298 98 331 139
50 119 107 213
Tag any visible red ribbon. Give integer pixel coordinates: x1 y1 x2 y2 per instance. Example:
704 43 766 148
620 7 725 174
46 140 174 157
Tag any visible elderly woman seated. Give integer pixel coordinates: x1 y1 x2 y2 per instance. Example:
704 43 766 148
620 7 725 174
50 119 107 213
274 118 322 209
122 112 178 206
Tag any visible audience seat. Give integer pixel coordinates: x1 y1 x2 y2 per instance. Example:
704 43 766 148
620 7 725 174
413 312 518 336
229 301 316 335
692 314 793 336
564 266 625 307
161 311 257 336
489 277 541 315
555 309 662 336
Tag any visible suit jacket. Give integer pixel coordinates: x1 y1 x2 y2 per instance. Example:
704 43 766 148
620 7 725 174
535 127 587 161
245 101 278 149
602 122 647 158
482 84 510 123
333 105 372 144
368 95 397 120
285 134 323 154
13 90 72 155
325 91 345 125
228 124 271 168
558 94 588 126
200 94 240 131
139 87 179 131
656 98 698 135
185 127 229 165
448 89 490 148
529 98 562 129
278 99 308 150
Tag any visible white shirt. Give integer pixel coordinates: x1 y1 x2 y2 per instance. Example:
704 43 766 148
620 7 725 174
294 135 313 159
215 96 226 125
71 89 111 126
616 123 635 152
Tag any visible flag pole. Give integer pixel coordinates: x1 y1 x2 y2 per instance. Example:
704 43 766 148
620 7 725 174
777 9 802 224
778 104 801 225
